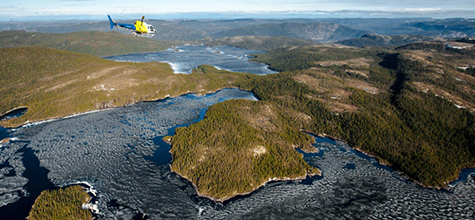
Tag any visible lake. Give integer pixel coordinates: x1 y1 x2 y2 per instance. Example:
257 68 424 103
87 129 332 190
104 45 278 75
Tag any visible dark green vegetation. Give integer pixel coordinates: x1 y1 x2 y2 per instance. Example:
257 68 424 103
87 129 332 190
28 185 91 220
205 36 315 51
397 41 475 57
243 44 475 187
0 30 173 56
0 47 247 127
457 37 475 44
172 41 475 199
171 98 319 200
251 45 376 72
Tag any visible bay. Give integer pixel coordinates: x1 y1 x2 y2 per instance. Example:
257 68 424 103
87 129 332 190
104 45 278 75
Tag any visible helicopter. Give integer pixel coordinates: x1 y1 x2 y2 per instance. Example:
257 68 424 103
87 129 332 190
108 15 156 37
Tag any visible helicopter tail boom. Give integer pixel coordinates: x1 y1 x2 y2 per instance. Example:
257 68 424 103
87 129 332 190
107 15 116 29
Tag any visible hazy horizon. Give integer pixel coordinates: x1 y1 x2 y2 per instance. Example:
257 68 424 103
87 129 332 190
1 0 474 21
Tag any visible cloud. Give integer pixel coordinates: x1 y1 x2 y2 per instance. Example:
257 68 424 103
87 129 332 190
0 8 17 11
402 8 441 12
275 8 475 17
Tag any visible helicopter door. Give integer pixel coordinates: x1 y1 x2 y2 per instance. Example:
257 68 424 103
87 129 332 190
147 25 156 33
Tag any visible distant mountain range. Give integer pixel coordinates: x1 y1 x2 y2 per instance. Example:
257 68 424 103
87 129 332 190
205 36 316 51
1 18 474 43
407 18 475 38
209 22 368 42
337 34 438 48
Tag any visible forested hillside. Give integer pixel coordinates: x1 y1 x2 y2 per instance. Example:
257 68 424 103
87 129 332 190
249 43 475 186
0 30 173 56
174 42 475 191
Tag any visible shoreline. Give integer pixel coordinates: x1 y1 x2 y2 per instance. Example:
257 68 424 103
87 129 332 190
29 183 98 219
301 129 475 190
170 165 321 203
1 87 250 129
0 106 29 118
351 145 475 189
3 86 473 201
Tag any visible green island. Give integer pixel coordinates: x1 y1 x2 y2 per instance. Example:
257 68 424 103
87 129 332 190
171 99 320 201
1 30 475 201
28 185 92 220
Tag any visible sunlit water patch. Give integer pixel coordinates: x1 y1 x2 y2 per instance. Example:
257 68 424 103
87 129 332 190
104 45 278 75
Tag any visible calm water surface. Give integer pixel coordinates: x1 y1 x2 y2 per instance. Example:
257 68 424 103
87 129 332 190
104 45 277 75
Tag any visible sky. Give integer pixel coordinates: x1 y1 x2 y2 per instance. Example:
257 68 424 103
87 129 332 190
1 0 474 21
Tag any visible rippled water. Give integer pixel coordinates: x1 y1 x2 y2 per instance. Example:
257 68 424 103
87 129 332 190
0 89 258 219
104 45 278 75
1 88 474 219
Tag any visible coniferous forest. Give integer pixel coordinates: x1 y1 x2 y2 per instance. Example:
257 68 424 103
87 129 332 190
171 43 475 200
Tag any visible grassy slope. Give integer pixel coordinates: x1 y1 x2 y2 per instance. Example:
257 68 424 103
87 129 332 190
28 185 91 220
0 30 173 57
0 47 246 127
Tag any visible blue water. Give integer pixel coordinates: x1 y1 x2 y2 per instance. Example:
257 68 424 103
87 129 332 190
0 146 56 220
315 136 336 145
0 108 27 141
104 45 277 75
451 167 475 185
0 107 28 122
344 163 356 170
0 126 9 141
